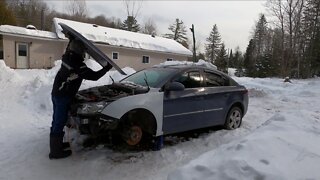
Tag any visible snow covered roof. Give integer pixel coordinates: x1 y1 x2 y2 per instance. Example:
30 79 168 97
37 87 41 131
0 25 57 39
53 18 192 56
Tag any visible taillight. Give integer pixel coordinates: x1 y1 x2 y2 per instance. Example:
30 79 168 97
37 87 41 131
242 89 248 94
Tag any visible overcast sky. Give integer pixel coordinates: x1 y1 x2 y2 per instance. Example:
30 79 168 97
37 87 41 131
46 1 267 53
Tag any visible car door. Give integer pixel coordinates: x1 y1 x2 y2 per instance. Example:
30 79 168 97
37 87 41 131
162 70 204 134
198 71 234 126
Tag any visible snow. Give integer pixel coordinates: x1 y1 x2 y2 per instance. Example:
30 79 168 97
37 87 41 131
53 18 192 56
0 25 57 39
155 59 217 69
1 60 320 180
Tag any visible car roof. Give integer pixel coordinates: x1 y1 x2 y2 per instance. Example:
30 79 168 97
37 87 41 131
152 63 226 76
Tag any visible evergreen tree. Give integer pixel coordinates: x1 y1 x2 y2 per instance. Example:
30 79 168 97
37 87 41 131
303 0 320 77
164 18 188 48
215 43 228 73
0 1 16 25
228 49 234 68
244 39 256 77
234 47 245 77
121 15 140 32
205 24 221 64
245 14 271 77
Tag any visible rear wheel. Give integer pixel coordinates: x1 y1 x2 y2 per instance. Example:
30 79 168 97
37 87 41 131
224 107 242 130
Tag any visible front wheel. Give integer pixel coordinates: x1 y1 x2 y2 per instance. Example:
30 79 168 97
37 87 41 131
224 107 243 130
125 125 143 146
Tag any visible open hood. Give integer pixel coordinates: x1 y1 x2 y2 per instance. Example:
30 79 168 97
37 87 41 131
58 23 126 75
74 82 149 103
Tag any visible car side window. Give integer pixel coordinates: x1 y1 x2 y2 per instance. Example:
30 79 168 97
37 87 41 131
204 71 228 87
173 71 201 88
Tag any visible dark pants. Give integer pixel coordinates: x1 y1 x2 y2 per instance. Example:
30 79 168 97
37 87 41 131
51 95 72 136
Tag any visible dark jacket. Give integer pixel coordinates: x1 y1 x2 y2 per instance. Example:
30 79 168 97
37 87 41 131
51 51 110 97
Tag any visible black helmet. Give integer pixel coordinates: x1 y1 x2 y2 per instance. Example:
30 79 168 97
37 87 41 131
69 39 85 57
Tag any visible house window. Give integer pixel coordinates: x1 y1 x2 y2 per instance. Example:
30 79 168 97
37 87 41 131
142 56 149 64
18 44 27 56
112 52 119 60
167 58 173 61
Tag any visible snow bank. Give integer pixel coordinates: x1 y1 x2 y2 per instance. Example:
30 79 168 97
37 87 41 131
1 59 320 180
168 78 320 180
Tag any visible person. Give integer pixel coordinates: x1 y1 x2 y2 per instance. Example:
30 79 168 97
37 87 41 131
49 39 112 159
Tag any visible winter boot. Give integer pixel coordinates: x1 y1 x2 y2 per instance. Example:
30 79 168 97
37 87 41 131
62 142 70 149
49 134 72 159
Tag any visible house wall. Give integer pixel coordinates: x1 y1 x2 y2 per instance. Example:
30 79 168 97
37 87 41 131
2 34 190 70
96 44 189 70
2 35 65 69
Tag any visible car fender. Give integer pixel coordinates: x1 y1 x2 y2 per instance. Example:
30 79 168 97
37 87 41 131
101 91 164 136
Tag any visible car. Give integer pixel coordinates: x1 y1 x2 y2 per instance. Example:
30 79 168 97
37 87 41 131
68 64 249 149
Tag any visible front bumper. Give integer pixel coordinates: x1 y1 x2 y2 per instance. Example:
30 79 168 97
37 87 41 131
68 113 119 135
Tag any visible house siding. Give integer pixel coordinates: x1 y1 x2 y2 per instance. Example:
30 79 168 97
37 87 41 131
96 44 189 70
1 34 190 70
2 35 65 69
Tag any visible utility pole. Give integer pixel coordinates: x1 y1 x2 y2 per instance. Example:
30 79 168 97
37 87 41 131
190 24 196 62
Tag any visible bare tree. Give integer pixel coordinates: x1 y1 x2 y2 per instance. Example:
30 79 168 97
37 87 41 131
65 0 88 21
266 0 305 77
142 18 157 35
123 0 142 18
6 0 48 29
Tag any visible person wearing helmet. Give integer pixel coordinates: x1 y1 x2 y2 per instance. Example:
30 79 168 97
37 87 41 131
49 39 112 159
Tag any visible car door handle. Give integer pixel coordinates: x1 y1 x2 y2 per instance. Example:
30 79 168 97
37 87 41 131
224 93 230 97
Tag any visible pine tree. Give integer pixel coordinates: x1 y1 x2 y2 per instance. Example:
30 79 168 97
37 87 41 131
303 0 320 77
234 47 245 77
215 43 228 73
228 49 234 68
244 39 256 77
121 16 140 32
245 14 271 77
205 24 221 64
164 18 188 48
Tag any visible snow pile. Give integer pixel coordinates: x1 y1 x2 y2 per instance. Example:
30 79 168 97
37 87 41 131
53 18 192 56
1 59 320 180
0 60 21 82
169 77 320 180
0 25 57 39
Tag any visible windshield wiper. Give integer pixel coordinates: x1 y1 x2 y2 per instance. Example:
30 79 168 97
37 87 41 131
109 75 115 84
144 72 150 92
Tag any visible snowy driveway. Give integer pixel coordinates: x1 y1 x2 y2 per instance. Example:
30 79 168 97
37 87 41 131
1 61 320 180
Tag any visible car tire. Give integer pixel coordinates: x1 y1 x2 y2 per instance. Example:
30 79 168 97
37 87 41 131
121 122 144 146
224 106 243 130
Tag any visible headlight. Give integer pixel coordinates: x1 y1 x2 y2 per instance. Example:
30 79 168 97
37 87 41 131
78 102 108 114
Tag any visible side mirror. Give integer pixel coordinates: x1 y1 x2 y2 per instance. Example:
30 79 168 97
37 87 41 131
164 82 185 91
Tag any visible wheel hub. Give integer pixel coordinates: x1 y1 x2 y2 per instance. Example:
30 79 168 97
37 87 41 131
125 126 142 146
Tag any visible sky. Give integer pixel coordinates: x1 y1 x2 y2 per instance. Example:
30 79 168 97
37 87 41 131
45 1 267 53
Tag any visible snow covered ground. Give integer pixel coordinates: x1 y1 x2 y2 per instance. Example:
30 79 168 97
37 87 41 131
0 60 320 180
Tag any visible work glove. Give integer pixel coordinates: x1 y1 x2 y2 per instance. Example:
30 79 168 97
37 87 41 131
104 63 113 71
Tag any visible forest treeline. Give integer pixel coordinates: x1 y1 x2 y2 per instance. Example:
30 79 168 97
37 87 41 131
0 0 319 78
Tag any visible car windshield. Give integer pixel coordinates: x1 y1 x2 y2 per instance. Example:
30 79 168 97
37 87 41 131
121 68 175 88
